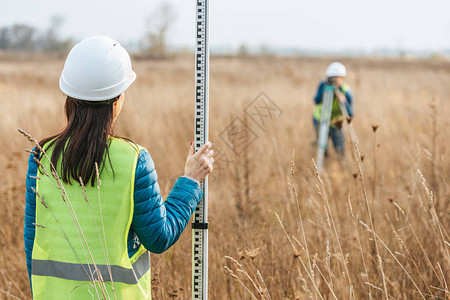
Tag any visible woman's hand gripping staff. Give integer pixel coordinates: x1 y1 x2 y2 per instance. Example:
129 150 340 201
184 141 214 184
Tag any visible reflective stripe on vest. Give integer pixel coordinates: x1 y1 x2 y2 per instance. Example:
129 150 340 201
32 251 150 285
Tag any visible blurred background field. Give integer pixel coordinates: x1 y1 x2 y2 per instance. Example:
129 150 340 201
0 54 448 299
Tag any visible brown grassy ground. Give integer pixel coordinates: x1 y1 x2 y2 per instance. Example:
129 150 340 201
0 55 449 299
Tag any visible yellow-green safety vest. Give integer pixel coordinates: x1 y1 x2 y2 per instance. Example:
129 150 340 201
313 83 351 122
31 137 151 299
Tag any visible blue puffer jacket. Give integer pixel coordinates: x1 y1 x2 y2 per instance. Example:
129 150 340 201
24 147 203 285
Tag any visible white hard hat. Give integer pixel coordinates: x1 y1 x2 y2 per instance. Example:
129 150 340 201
59 35 136 101
326 62 347 77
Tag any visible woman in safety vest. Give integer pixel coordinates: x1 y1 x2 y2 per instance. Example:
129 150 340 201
23 35 214 299
313 61 354 158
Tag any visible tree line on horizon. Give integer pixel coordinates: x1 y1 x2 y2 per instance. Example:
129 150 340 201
0 3 176 58
0 16 72 53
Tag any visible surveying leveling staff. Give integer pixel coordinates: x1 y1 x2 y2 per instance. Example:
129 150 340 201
23 35 214 299
313 62 354 157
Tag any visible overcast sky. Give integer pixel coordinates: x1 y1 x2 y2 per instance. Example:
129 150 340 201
2 0 450 52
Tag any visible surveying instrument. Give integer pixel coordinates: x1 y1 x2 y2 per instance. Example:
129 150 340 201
192 0 209 299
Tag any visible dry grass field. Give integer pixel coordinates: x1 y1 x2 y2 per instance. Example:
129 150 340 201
0 55 449 299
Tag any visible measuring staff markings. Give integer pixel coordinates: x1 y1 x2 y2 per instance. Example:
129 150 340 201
192 0 209 299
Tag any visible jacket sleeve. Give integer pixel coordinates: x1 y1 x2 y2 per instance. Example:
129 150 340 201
344 89 354 117
132 149 203 254
314 81 326 105
24 149 38 286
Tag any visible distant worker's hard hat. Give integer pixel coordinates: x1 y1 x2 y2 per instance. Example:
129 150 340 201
326 62 347 77
59 35 136 101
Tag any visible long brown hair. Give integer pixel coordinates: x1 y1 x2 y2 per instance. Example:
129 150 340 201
39 96 119 186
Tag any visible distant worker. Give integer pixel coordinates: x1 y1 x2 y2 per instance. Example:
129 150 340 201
313 62 354 158
24 35 214 299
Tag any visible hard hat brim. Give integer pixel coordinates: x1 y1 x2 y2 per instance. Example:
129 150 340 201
60 71 136 101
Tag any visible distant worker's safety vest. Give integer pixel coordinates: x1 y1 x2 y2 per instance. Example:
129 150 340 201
313 83 351 123
31 138 151 299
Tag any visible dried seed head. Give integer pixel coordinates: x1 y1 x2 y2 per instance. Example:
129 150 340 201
31 187 40 198
51 170 59 180
33 223 46 229
291 148 295 177
325 240 331 265
393 231 406 248
40 198 49 209
33 157 49 177
95 162 100 181
25 149 38 155
312 253 318 270
33 158 42 168
287 176 292 187
245 248 261 260
18 128 42 151
347 195 355 219
18 128 36 143
292 236 305 252
393 201 405 216
78 177 87 193
377 255 384 269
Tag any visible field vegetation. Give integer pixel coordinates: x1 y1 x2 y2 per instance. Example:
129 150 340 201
0 55 448 299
